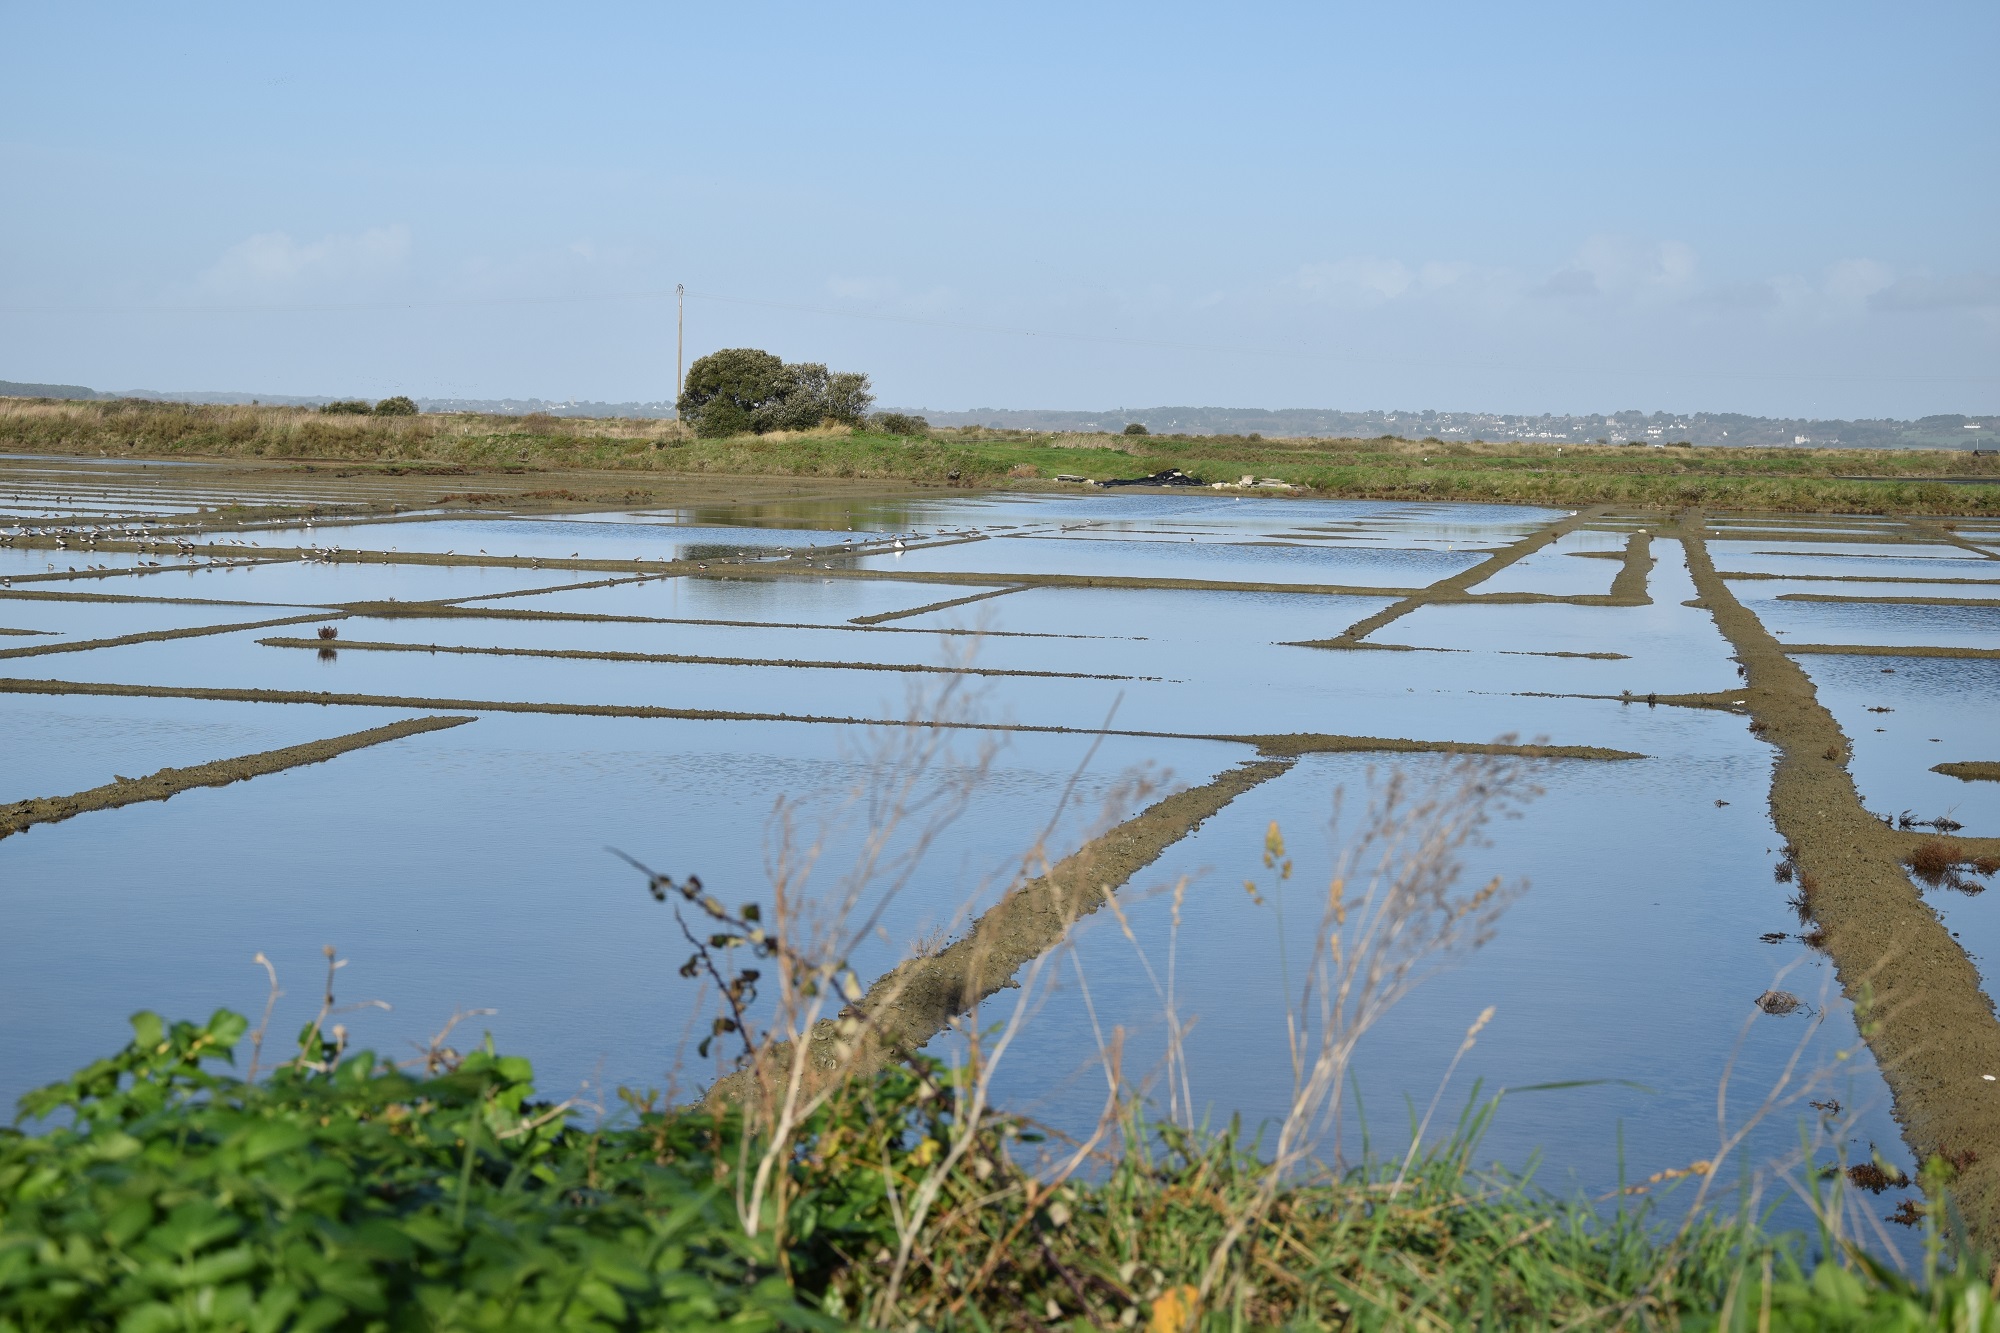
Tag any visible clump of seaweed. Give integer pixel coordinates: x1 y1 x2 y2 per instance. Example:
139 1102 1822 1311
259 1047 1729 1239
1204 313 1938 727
1846 1162 1910 1195
1754 990 1803 1015
1904 839 2000 894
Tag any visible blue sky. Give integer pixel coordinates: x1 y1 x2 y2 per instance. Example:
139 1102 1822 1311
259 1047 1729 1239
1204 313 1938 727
2 1 1994 416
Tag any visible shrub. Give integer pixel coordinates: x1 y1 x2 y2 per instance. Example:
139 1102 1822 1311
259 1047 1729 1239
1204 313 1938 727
373 396 418 416
320 400 373 415
1123 422 1149 435
678 348 873 434
0 1010 816 1331
871 412 929 437
695 400 753 438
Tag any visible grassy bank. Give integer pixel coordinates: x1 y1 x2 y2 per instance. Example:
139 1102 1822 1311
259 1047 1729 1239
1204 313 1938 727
5 396 1998 516
2 1009 1991 1331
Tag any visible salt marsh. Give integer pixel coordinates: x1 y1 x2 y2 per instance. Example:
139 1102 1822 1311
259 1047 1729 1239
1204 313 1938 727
6 455 1998 1225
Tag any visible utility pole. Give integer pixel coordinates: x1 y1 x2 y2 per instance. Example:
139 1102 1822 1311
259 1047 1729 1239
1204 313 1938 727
675 284 685 419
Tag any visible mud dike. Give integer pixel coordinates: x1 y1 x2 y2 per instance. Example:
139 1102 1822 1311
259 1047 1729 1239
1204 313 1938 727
9 452 2000 1247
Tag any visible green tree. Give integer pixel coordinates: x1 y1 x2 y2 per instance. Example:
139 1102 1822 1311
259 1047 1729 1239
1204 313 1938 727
1123 422 1149 435
678 348 789 437
373 395 418 416
320 399 372 415
679 348 873 437
822 370 874 425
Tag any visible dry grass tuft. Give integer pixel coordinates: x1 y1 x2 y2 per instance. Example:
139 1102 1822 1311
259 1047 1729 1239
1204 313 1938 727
1907 839 1962 882
1904 838 1996 893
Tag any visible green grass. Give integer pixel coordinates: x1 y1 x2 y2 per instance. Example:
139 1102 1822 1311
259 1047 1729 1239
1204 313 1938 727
5 396 1998 515
4 1010 1994 1330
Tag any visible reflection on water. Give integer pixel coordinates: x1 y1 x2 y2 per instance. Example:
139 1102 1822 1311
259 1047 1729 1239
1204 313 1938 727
0 473 1985 1226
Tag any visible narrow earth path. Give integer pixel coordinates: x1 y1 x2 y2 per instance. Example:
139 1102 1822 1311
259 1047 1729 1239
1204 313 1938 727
0 715 472 839
1679 510 2000 1242
704 756 1296 1107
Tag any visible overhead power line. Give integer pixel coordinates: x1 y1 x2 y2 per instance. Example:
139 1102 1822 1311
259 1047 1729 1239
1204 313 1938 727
0 286 1992 387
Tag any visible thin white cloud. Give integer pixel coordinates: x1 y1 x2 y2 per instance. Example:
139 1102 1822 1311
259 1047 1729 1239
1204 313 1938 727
198 225 412 295
1868 271 2000 311
1562 235 1699 302
1289 256 1484 306
824 275 956 314
1821 257 1895 308
1278 237 1994 329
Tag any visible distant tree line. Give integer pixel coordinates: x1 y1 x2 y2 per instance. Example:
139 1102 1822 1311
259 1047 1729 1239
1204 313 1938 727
676 349 874 439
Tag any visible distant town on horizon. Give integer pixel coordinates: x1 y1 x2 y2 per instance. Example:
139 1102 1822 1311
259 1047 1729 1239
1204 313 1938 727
3 378 1994 451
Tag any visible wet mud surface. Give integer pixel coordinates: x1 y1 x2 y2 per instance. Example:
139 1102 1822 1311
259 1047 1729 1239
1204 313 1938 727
0 714 470 839
1288 512 1659 650
254 634 1150 683
1786 644 2000 660
0 612 336 660
11 455 2000 1240
705 757 1296 1107
1681 512 2000 1242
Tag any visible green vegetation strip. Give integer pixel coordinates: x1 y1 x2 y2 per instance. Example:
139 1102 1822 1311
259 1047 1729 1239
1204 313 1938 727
1936 762 2000 783
0 715 471 840
9 397 2000 514
0 612 340 660
257 635 1153 682
1681 511 2000 1247
13 1010 1977 1330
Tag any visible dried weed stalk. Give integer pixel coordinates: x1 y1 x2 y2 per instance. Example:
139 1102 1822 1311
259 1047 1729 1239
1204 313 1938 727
1193 747 1539 1311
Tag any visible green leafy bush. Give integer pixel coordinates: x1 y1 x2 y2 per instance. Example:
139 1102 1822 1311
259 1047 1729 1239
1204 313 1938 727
6 1010 1994 1330
372 396 418 417
677 350 873 437
318 401 373 415
868 413 928 438
0 1011 828 1332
